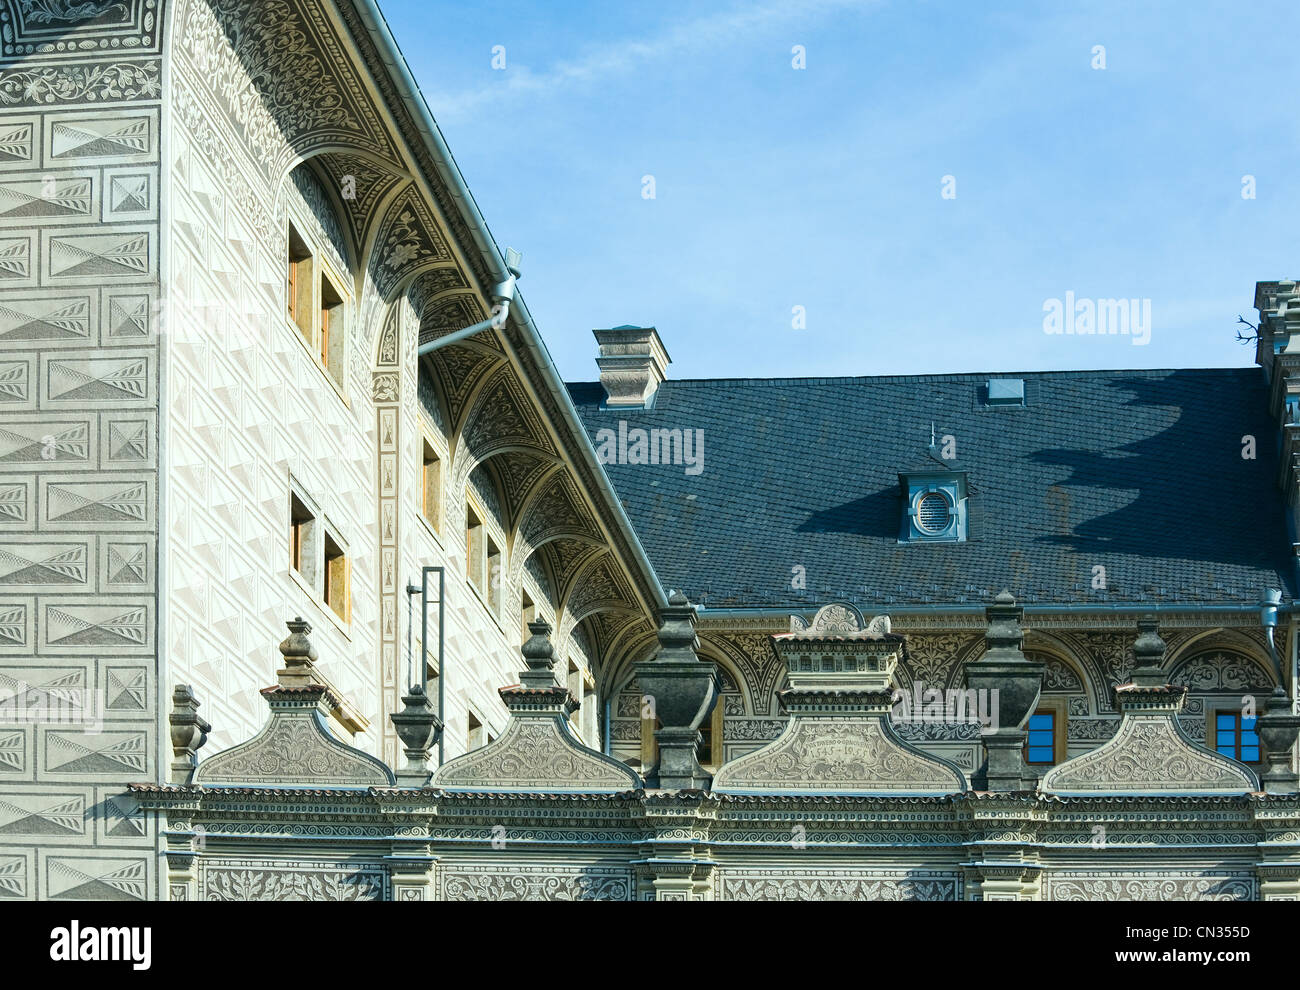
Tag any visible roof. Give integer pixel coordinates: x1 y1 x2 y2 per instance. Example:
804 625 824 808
566 367 1295 609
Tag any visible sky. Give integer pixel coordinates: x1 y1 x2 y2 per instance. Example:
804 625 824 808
375 0 1300 383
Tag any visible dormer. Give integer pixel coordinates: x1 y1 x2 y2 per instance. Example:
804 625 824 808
898 468 969 544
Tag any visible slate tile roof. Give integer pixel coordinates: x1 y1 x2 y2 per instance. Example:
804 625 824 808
567 367 1294 609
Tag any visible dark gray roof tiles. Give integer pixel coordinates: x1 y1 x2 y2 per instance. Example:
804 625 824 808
566 367 1294 609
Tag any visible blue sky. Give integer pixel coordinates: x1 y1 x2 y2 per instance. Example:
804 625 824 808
377 0 1300 383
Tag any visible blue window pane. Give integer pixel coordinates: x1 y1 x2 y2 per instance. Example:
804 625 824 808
1216 714 1235 730
1241 747 1259 762
1028 714 1052 732
1242 715 1257 732
1217 732 1236 748
1027 746 1053 763
1216 745 1235 757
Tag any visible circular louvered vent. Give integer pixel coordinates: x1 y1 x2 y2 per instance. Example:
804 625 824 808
916 492 951 534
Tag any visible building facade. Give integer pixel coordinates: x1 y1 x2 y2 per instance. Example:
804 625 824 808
2 0 1299 901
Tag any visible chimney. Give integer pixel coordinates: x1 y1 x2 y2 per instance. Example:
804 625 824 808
594 325 670 408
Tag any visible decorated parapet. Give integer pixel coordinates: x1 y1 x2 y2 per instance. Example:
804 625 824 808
1041 618 1257 796
193 618 394 788
711 602 966 795
431 620 642 793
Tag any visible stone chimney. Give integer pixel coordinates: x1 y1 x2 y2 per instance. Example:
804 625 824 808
594 325 670 408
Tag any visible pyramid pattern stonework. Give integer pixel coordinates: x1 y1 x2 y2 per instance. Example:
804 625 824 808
51 117 151 161
0 296 90 341
45 480 148 524
45 604 149 648
0 485 27 524
47 355 150 403
46 732 146 776
0 177 93 221
0 123 34 164
0 0 161 905
0 542 87 587
0 422 88 464
0 237 31 279
0 794 84 836
0 361 28 402
47 857 146 901
49 232 149 279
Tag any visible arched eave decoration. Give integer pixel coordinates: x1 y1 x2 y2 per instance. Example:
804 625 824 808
511 469 606 572
557 551 641 650
466 447 560 536
540 539 606 609
170 0 407 185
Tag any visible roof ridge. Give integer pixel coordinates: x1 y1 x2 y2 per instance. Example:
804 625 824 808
567 367 1261 388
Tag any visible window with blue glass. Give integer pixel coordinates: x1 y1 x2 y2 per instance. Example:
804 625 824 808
1214 712 1260 762
1025 711 1056 764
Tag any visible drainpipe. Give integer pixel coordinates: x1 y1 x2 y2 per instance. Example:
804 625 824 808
416 252 520 357
1262 588 1285 686
356 0 666 615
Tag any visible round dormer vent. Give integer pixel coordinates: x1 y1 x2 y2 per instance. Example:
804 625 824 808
916 492 951 533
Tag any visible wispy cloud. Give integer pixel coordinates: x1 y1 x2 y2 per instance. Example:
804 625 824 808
422 0 876 120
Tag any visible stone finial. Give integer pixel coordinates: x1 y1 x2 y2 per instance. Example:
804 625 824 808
635 591 718 790
277 617 317 688
390 684 443 786
965 590 1044 791
1256 686 1300 794
983 590 1024 656
1129 616 1167 688
520 619 558 689
168 684 211 785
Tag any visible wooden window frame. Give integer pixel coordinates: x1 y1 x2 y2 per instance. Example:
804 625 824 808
467 710 485 752
287 223 313 341
1208 708 1261 764
486 538 502 615
322 530 350 625
289 490 315 584
1025 699 1067 765
420 438 441 533
465 502 485 591
285 213 349 402
520 590 536 646
319 272 345 385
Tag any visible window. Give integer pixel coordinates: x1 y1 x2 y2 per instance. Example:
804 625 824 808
696 698 724 769
466 505 485 590
487 539 501 614
1025 711 1056 764
289 492 315 581
898 470 969 544
567 661 582 731
583 682 596 744
467 711 485 752
1214 712 1260 763
520 591 535 645
639 694 723 769
421 441 441 532
320 275 344 383
323 532 350 623
285 218 347 393
287 224 313 341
